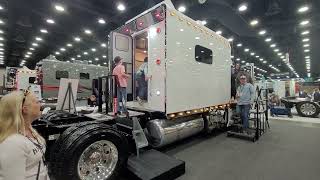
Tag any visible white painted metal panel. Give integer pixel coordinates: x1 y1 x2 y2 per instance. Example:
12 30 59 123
165 8 232 114
146 21 166 112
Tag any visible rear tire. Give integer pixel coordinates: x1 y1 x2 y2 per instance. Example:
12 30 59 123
296 102 320 118
50 122 129 180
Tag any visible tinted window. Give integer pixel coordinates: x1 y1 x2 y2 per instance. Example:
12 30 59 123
29 77 36 83
56 71 69 80
195 45 213 64
80 73 90 79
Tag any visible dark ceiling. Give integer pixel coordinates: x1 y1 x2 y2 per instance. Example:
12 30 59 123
0 0 319 79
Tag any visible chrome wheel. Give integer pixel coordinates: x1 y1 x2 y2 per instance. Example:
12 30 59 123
300 103 316 116
77 140 118 180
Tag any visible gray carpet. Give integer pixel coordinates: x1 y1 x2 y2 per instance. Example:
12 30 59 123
160 119 320 180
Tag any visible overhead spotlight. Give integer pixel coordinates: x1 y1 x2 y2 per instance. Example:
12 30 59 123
54 4 65 12
277 53 282 56
74 37 81 42
178 6 186 12
250 52 255 56
91 48 96 52
244 48 249 52
32 43 39 47
25 54 30 58
303 44 309 47
304 49 310 52
67 43 72 47
102 55 107 58
305 56 310 58
298 6 309 13
270 44 276 48
300 20 309 26
216 30 222 35
281 56 285 58
301 30 309 35
237 43 242 47
0 43 3 46
84 29 92 35
117 3 126 11
250 19 259 26
0 37 4 41
0 30 3 34
95 58 99 61
98 18 106 24
30 48 35 51
60 48 66 51
71 58 75 60
77 55 81 58
255 55 260 58
27 52 32 55
40 29 48 33
46 19 55 24
228 38 234 42
0 5 3 10
274 49 279 52
0 19 4 24
83 52 88 55
259 58 264 61
35 37 42 41
258 30 266 35
101 43 106 47
238 3 248 12
302 38 309 42
265 38 272 42
55 52 60 55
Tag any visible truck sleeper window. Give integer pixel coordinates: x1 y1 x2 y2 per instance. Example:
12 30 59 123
80 73 90 79
195 45 213 65
56 71 69 80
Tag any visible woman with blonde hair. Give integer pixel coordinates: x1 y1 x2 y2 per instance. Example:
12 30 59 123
0 90 49 180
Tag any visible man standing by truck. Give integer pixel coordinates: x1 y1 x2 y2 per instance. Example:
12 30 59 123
236 74 255 133
113 56 130 115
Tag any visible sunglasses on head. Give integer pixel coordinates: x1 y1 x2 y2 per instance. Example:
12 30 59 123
22 89 31 105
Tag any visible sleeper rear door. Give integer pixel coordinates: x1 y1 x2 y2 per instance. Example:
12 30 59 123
110 32 133 100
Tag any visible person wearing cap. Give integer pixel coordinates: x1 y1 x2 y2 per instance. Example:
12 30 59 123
112 56 130 115
236 74 255 133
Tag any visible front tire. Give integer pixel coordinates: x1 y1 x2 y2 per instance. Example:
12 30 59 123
50 122 129 180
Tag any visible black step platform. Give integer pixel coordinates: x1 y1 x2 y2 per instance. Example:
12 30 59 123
127 149 185 180
227 130 257 142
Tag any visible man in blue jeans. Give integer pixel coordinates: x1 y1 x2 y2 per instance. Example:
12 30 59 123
236 75 255 133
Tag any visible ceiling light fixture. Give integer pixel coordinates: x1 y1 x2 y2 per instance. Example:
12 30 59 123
103 55 107 58
265 38 272 42
60 48 66 51
46 19 55 24
300 20 310 26
274 49 279 52
303 44 309 47
54 4 65 12
238 3 248 12
83 52 88 55
30 48 35 51
101 43 106 47
32 43 38 47
258 30 266 35
228 38 234 42
298 6 309 13
0 30 3 34
237 43 242 47
216 30 222 35
27 52 32 55
302 38 309 42
84 29 92 34
201 20 207 25
55 52 60 55
98 18 106 24
67 43 72 47
25 55 30 58
270 44 276 48
35 37 42 41
304 49 310 52
77 55 81 58
117 3 126 11
40 29 48 33
95 58 99 61
91 48 96 52
0 19 4 24
178 6 186 12
250 19 259 26
301 30 310 35
244 48 250 52
74 37 81 42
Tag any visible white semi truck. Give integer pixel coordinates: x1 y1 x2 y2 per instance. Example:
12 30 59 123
33 1 232 180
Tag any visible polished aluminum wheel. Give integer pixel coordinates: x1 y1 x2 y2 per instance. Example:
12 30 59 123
77 140 118 180
300 103 316 116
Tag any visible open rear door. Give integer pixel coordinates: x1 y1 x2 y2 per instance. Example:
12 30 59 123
110 32 133 100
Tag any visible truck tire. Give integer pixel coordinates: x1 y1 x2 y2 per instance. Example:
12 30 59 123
49 122 129 180
296 102 320 118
